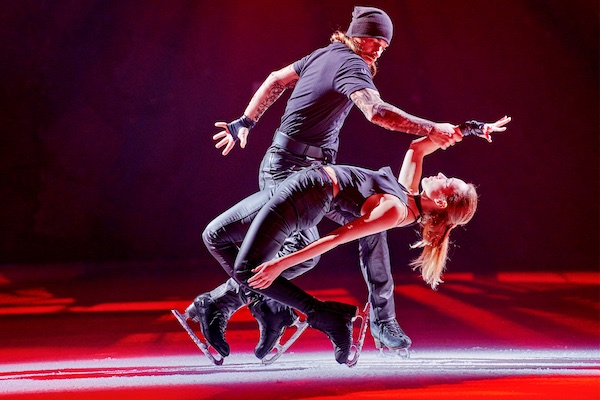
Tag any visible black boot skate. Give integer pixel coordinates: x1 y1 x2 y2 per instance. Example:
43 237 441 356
185 294 230 357
307 301 358 364
248 299 299 359
370 318 412 358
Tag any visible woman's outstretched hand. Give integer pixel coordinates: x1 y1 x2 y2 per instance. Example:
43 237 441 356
248 260 287 289
481 115 512 143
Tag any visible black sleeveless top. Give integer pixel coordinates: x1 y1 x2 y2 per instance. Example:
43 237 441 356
329 165 409 218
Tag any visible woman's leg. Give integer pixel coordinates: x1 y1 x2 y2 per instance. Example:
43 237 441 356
233 169 357 364
234 169 332 312
247 147 323 359
259 145 323 277
202 190 273 277
185 189 273 357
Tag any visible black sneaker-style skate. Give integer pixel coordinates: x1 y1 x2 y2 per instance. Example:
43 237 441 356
171 294 230 365
307 301 358 365
171 308 225 365
248 299 304 361
370 318 412 358
185 294 230 357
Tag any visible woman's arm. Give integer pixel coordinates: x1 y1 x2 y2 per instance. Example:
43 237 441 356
213 64 299 155
397 116 511 192
248 194 406 289
397 136 446 193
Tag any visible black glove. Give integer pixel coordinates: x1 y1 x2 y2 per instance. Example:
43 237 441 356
458 120 485 138
226 115 256 142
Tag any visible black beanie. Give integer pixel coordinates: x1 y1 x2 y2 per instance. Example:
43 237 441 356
346 6 393 44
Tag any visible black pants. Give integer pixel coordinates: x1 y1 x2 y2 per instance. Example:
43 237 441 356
233 166 334 314
202 145 396 321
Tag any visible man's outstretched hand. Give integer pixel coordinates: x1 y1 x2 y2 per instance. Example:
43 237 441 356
213 121 250 156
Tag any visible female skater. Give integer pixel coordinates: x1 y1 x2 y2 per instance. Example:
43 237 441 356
228 116 511 364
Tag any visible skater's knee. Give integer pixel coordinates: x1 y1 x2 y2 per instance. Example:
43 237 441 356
202 222 223 248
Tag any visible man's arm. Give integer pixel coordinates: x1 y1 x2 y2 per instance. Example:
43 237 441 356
350 87 458 148
214 64 299 155
244 64 299 122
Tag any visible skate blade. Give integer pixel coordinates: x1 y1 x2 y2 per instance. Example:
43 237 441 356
261 318 309 365
171 309 225 366
378 347 411 359
346 303 370 368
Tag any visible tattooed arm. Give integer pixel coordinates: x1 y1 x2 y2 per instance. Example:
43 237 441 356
350 88 460 149
214 64 299 155
244 64 298 122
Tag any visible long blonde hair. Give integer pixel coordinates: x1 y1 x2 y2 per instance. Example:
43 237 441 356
410 184 478 289
330 31 378 77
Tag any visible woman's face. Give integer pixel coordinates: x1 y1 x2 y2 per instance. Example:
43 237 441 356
354 37 388 65
421 173 469 202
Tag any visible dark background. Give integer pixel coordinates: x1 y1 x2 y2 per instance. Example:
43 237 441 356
1 0 598 277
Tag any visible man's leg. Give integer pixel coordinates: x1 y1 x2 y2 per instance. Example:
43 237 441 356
357 232 412 350
326 210 411 350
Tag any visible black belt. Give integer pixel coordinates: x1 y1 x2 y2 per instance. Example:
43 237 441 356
272 131 324 159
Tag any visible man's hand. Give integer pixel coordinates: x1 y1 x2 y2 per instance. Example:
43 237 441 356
428 122 463 149
459 115 511 142
481 115 511 142
213 121 250 156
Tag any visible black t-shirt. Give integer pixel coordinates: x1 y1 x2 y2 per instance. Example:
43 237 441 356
277 42 377 153
329 165 409 217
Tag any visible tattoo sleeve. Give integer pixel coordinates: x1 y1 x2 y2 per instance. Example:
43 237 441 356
351 88 435 136
246 76 298 122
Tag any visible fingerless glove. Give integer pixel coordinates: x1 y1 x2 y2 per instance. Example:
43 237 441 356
458 120 485 137
226 115 256 142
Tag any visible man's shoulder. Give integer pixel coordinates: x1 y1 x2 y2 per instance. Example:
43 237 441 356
306 42 357 61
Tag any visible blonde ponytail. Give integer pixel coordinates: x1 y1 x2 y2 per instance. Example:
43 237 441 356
410 184 478 289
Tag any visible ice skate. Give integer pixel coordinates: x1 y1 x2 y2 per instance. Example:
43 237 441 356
248 299 309 364
346 303 370 367
171 309 224 365
171 294 230 365
370 318 412 359
261 318 309 365
184 294 230 357
307 300 358 365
